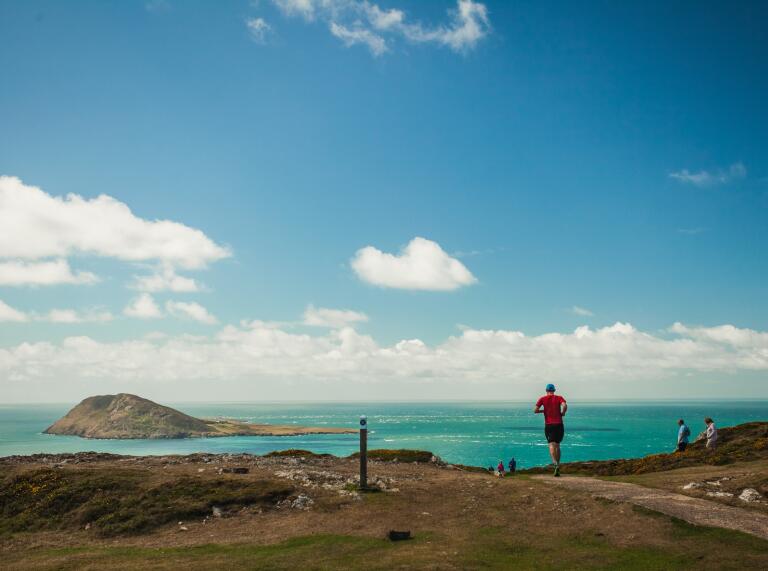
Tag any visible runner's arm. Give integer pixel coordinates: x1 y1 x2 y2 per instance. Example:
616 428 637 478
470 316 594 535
560 402 568 417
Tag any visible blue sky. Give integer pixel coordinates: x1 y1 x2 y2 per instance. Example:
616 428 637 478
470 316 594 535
1 1 766 402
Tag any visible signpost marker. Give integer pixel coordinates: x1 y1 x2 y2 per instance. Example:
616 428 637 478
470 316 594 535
359 415 368 490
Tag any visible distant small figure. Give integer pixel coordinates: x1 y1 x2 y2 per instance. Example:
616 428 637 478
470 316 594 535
705 417 718 450
496 460 505 477
676 419 690 452
508 457 517 474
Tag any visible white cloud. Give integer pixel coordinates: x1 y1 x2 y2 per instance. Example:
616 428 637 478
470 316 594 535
123 294 163 319
571 306 594 317
0 300 28 322
303 305 368 328
669 162 747 187
131 266 202 293
351 237 477 291
0 259 98 287
272 0 315 20
246 17 272 43
398 0 490 52
0 176 230 270
1 321 766 386
0 301 113 324
44 309 113 324
266 0 490 55
330 22 387 56
166 300 218 324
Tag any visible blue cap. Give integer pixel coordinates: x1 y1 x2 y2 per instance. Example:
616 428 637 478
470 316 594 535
546 383 556 392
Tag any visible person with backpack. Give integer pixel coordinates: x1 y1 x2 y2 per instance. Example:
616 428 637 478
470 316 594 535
508 457 517 474
676 419 690 452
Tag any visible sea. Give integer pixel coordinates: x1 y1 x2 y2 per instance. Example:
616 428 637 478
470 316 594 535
0 401 765 469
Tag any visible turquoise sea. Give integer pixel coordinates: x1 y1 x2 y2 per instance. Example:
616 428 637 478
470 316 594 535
0 401 765 469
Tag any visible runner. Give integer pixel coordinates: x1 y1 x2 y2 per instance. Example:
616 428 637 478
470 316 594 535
534 383 567 476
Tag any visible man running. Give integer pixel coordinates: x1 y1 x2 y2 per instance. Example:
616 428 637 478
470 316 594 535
534 383 567 476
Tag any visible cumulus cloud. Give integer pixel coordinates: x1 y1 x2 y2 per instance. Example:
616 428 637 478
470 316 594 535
0 300 28 322
165 301 218 324
330 22 387 56
0 259 98 287
303 305 369 328
123 294 163 319
1 321 766 385
0 302 112 323
0 176 230 271
272 0 315 20
43 309 113 323
571 306 594 317
131 266 202 293
352 237 477 291
669 162 747 187
246 17 272 43
266 0 490 56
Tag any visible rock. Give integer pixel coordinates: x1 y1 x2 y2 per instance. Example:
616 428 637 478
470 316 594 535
706 491 733 498
738 488 762 503
682 482 701 490
222 467 249 474
197 468 205 473
179 526 188 532
84 523 91 531
291 494 314 510
212 506 223 518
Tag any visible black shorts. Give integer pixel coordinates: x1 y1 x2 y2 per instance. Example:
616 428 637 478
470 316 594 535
545 424 564 444
677 442 687 452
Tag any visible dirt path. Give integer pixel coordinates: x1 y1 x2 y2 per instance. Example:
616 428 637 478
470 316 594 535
533 475 768 540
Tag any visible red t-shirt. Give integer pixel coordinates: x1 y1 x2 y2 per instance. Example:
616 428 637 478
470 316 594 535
536 394 566 425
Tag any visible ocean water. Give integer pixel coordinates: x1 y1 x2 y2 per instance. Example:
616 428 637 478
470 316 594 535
0 401 765 469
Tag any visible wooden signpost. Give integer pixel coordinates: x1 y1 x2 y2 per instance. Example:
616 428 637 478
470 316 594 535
359 415 367 490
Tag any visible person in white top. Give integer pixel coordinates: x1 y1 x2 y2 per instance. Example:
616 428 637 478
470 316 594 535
704 417 718 451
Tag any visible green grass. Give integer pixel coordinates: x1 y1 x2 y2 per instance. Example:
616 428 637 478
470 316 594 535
6 534 409 570
0 468 293 537
263 449 334 458
348 449 435 463
631 504 768 549
462 527 689 570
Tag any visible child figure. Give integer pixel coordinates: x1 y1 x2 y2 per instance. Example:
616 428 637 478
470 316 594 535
496 460 506 477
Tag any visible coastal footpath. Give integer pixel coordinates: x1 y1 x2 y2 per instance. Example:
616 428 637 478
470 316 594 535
1 423 766 570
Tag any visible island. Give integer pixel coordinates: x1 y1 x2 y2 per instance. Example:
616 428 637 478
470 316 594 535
43 393 356 439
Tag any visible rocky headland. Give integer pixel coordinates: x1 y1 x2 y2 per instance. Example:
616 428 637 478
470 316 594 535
43 394 355 439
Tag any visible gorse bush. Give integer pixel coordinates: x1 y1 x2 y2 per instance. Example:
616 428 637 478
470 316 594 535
0 468 293 537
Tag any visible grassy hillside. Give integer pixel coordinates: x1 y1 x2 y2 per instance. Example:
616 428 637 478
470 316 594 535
523 421 768 476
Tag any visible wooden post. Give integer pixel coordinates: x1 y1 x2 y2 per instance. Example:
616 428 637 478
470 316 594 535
359 415 367 490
